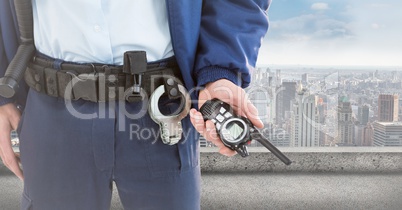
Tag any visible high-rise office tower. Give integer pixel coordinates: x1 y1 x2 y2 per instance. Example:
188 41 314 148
338 101 354 145
271 128 291 147
260 126 290 147
399 99 402 121
302 73 308 85
363 123 374 146
250 89 270 124
373 122 402 146
252 67 270 86
378 94 399 122
357 105 369 125
290 87 320 147
354 124 365 146
276 81 297 125
248 68 272 124
276 69 281 85
392 71 398 82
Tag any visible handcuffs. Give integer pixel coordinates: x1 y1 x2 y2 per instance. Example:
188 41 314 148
148 82 191 145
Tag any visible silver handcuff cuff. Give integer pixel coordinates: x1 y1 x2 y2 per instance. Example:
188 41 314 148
148 83 191 145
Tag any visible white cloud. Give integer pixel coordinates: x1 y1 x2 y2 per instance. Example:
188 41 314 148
311 3 329 10
268 14 352 41
259 0 402 66
281 34 311 42
371 23 380 29
369 3 390 8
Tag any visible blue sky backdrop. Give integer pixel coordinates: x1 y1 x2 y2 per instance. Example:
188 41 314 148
258 0 402 67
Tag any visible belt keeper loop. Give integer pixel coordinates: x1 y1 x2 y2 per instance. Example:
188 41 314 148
98 65 113 102
98 71 106 102
53 59 64 70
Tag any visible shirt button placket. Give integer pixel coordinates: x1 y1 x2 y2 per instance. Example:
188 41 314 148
94 25 102 32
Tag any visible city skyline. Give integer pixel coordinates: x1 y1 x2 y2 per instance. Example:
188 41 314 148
257 0 402 67
236 66 402 148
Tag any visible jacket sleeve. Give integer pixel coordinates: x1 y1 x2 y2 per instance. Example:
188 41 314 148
194 0 270 88
0 0 28 107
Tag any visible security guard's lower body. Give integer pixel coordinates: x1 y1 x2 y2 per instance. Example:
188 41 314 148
17 87 200 209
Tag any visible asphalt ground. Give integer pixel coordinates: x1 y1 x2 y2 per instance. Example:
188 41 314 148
1 167 402 210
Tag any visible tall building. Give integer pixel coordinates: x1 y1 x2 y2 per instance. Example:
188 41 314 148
252 67 270 86
392 70 398 82
271 128 290 147
251 90 270 124
276 69 281 85
398 98 402 121
260 126 290 147
378 94 399 122
290 87 320 147
363 123 374 146
373 122 402 146
302 73 308 85
338 101 354 145
354 124 365 146
357 105 369 125
248 67 272 124
275 81 297 125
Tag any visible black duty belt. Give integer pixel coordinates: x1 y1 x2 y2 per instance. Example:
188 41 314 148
24 51 184 103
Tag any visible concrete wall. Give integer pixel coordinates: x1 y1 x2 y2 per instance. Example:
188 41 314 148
200 147 402 173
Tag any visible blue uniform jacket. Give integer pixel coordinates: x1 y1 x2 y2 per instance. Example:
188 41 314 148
0 0 270 107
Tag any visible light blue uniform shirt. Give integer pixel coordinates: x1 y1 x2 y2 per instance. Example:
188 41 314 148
32 0 174 64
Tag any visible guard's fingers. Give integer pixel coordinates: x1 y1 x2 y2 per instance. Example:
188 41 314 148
0 133 23 180
0 149 4 165
190 108 236 157
205 121 236 156
232 99 263 129
244 100 264 128
1 105 21 131
190 109 221 146
219 147 237 156
205 120 220 143
10 115 20 131
15 152 21 162
190 109 206 135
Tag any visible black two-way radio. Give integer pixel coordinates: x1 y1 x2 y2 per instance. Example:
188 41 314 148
200 98 291 165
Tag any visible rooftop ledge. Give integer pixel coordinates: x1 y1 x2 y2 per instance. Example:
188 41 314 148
8 147 402 173
200 147 402 173
3 147 402 209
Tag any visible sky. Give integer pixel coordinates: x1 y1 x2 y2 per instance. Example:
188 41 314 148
257 0 402 67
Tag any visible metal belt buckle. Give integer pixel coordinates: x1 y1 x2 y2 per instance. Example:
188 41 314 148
148 84 191 145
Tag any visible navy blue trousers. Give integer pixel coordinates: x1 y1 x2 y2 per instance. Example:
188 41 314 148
17 89 200 210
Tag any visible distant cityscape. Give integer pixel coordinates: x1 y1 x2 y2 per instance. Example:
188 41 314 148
201 66 402 148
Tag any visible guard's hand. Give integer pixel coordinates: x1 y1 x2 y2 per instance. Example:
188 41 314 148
0 103 23 180
190 79 263 156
